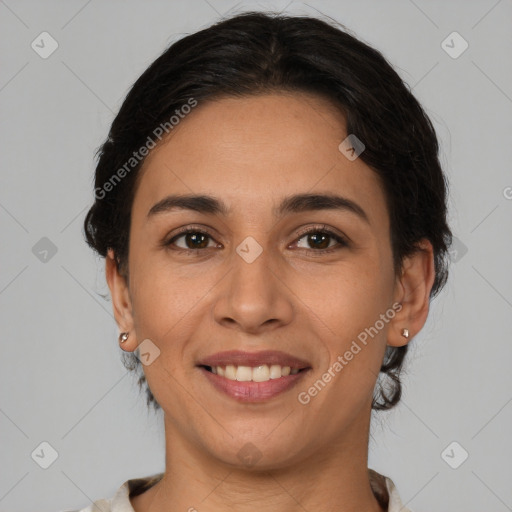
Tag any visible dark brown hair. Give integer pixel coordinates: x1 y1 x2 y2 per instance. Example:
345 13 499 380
84 11 452 412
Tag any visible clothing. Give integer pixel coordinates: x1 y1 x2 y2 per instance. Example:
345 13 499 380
64 469 412 512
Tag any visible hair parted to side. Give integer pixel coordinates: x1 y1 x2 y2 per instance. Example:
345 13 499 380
84 11 452 412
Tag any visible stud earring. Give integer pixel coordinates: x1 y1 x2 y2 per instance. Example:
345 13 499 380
401 328 409 339
119 332 129 343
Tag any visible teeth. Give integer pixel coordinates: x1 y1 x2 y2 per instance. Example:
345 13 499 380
225 365 237 380
269 364 282 379
252 365 270 382
209 364 302 382
236 365 252 382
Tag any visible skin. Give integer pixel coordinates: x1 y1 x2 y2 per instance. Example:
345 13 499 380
106 92 435 512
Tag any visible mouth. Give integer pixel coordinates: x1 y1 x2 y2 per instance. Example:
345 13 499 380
200 363 308 381
196 350 312 402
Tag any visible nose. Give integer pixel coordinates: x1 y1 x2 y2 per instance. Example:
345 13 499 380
212 242 294 335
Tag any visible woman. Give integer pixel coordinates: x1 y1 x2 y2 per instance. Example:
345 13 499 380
74 10 452 512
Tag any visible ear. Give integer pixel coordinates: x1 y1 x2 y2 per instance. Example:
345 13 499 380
105 248 136 351
388 239 436 347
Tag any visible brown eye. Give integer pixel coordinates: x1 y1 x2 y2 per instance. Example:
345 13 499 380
166 229 217 251
300 232 332 250
164 226 347 255
294 227 348 254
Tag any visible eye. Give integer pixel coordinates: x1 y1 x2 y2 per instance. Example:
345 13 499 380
165 227 220 253
293 225 348 254
163 224 348 255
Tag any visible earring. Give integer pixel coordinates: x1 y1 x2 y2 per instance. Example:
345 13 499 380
401 328 409 339
119 332 129 343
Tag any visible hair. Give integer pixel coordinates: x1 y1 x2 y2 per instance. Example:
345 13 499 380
83 10 452 412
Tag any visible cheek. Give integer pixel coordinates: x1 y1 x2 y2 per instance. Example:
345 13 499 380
301 254 394 386
126 221 217 332
126 258 210 412
295 273 393 426
304 257 394 336
129 263 211 340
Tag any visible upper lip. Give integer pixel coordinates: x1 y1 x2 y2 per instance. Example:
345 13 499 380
197 350 311 369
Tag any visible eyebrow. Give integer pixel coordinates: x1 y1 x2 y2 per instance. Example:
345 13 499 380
147 193 370 224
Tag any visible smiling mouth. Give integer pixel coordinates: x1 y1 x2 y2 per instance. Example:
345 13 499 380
200 364 309 382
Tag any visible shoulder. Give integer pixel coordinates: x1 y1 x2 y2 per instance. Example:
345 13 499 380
58 472 163 512
58 497 113 512
369 468 414 512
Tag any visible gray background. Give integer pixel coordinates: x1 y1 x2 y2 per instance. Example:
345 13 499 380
1 1 511 511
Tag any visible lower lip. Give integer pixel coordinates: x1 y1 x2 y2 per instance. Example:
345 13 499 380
199 367 309 403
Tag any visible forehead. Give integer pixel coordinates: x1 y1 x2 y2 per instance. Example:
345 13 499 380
133 92 387 225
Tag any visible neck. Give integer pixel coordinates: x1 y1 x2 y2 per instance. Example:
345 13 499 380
131 411 386 512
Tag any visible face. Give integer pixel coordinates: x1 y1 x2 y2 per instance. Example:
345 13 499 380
108 92 425 469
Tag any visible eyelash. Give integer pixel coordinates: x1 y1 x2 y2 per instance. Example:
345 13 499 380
163 224 348 256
